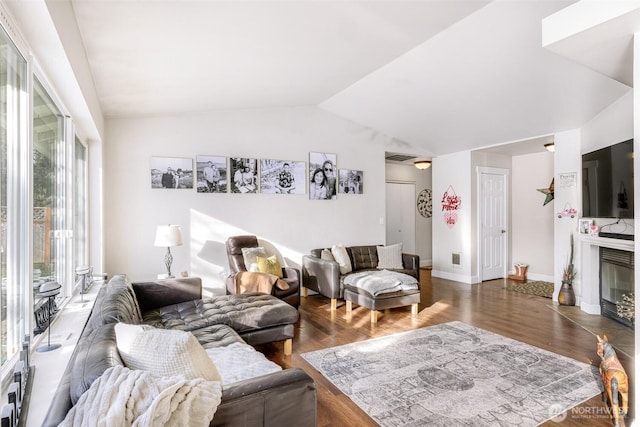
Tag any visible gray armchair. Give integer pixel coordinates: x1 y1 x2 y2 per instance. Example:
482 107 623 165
302 245 420 311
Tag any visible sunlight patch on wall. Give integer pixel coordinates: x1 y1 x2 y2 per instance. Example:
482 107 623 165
190 209 305 296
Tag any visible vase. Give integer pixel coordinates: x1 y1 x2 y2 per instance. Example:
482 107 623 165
558 281 576 306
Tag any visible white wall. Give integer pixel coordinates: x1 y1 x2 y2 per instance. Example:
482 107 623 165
581 90 633 154
431 151 472 282
385 163 432 265
553 129 581 301
103 106 389 295
511 152 554 281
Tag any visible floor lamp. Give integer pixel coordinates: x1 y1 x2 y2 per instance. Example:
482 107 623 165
36 281 62 352
154 224 183 278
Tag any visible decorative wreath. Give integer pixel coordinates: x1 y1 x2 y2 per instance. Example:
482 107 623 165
417 189 432 218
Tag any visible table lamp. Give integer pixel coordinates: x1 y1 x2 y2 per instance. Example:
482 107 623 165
37 281 62 352
154 224 183 278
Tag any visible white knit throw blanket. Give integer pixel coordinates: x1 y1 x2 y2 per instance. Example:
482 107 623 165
343 269 418 296
60 365 222 427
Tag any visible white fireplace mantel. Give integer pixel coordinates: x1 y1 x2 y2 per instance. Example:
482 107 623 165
578 234 634 314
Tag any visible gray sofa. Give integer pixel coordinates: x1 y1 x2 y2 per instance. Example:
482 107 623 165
302 245 420 313
42 274 317 427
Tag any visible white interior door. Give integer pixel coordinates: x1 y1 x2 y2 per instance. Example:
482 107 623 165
480 171 507 281
386 182 416 253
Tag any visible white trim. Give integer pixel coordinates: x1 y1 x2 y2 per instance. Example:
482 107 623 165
580 302 601 315
0 3 29 58
431 269 476 284
522 272 554 283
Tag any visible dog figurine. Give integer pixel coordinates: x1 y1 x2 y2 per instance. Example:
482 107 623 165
597 335 629 427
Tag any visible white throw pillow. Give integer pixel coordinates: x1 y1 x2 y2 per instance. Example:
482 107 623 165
114 323 221 381
331 244 352 275
377 243 404 269
241 247 267 272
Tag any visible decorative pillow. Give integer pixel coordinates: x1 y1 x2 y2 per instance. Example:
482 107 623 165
256 255 283 278
377 243 404 269
241 247 267 272
331 244 352 275
114 323 221 381
320 248 335 262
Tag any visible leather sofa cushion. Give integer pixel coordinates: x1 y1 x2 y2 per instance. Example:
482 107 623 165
70 323 123 405
349 246 379 271
142 293 299 334
85 275 142 335
188 324 245 349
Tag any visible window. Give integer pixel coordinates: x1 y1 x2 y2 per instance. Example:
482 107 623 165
0 25 27 366
32 78 66 334
73 137 88 290
0 7 90 381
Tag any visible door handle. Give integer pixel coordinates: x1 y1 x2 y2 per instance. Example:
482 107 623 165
501 230 506 234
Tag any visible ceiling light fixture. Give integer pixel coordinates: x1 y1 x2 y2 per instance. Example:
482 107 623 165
544 143 555 152
414 160 432 170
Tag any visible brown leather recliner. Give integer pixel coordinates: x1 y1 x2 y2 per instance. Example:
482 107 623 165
225 235 300 308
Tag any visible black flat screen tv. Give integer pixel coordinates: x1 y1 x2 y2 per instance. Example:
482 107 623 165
582 139 634 219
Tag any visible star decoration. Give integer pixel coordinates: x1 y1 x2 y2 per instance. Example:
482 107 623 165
537 178 554 206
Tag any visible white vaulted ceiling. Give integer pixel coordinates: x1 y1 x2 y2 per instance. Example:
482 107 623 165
14 0 635 156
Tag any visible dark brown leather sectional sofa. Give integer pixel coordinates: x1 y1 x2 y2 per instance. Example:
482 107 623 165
42 274 317 426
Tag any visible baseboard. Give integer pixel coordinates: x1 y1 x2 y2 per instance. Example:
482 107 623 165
431 270 475 284
523 273 554 282
580 302 601 315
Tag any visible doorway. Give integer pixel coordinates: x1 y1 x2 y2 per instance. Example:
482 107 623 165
385 182 416 253
478 167 509 281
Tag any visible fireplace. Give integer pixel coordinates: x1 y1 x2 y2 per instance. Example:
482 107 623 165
600 247 634 328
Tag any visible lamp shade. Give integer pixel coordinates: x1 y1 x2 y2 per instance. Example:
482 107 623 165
39 281 61 297
154 225 183 247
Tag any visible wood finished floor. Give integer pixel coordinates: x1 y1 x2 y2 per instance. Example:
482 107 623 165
258 272 635 427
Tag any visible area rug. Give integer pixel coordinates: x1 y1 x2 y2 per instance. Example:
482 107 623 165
301 321 601 426
506 280 554 299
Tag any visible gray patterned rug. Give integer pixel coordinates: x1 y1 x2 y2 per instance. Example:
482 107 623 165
301 321 602 426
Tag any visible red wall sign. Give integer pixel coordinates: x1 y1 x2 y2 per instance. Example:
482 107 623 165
442 185 461 228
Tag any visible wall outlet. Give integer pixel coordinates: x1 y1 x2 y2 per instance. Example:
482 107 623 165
452 252 461 266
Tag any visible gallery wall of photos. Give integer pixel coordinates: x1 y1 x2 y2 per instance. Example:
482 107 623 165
149 152 364 200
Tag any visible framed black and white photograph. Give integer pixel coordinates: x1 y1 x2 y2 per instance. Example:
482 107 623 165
338 169 363 195
230 157 258 193
309 152 337 200
150 156 193 189
196 155 227 193
259 159 306 194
